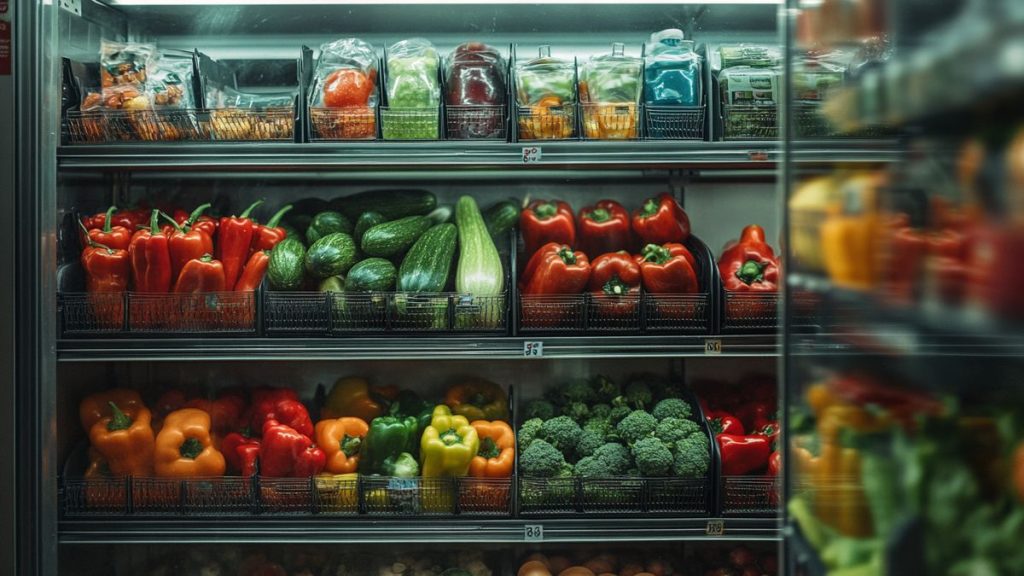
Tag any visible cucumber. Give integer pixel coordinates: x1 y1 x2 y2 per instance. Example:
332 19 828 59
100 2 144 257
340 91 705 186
345 258 396 292
455 195 504 296
483 200 519 238
305 232 358 280
354 211 387 246
267 237 307 291
334 189 437 221
398 223 457 293
361 215 433 258
306 211 353 245
319 276 345 292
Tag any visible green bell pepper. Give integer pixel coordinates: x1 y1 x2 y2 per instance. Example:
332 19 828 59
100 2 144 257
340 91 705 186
360 415 419 475
389 390 433 439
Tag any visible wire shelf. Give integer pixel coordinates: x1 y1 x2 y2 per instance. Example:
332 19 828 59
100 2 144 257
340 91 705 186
580 103 640 140
721 291 779 333
66 109 205 144
722 105 778 140
720 476 780 516
309 106 378 141
519 292 711 335
644 105 706 140
207 108 295 141
59 292 257 337
445 104 507 140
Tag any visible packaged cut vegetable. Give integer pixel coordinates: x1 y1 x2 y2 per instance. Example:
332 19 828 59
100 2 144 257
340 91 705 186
515 46 576 140
382 38 440 140
100 39 154 110
309 38 379 140
644 29 702 107
717 43 782 70
444 42 507 139
207 87 296 141
578 42 642 139
149 50 195 110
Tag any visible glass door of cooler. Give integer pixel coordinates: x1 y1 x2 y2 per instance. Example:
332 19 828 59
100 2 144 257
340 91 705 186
783 0 1024 574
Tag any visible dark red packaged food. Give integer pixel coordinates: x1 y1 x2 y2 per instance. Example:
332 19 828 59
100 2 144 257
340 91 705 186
444 42 507 139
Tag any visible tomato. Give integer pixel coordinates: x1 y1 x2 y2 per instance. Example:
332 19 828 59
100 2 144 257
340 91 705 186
323 68 374 108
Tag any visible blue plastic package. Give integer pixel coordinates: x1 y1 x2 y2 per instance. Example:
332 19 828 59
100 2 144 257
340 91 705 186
644 29 702 107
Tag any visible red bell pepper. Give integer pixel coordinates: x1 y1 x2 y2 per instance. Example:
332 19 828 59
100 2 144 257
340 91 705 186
720 224 775 264
520 200 576 258
636 243 699 294
717 434 771 476
162 213 215 282
79 221 130 293
588 251 641 318
521 242 591 295
720 248 779 292
234 250 270 292
709 414 745 435
251 205 293 253
632 193 690 245
767 450 781 476
928 229 970 304
82 206 132 251
85 206 149 232
129 210 173 293
882 221 927 304
173 254 226 293
249 388 310 438
260 420 326 477
222 431 261 476
577 200 632 257
185 392 246 435
217 199 264 293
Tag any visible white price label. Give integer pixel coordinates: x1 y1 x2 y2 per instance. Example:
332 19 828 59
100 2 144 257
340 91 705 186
704 339 722 355
524 524 544 541
522 146 542 164
523 341 544 357
705 520 725 536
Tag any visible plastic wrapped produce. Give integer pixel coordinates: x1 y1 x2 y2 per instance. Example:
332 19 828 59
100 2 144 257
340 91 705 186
515 46 576 139
717 44 783 139
383 38 440 139
207 87 296 141
100 39 154 110
644 29 702 107
309 38 379 140
578 42 642 139
718 44 782 70
444 42 507 139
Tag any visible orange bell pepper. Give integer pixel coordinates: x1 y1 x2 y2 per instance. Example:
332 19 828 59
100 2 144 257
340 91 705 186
89 401 155 477
80 388 145 433
154 408 226 478
468 420 515 477
315 417 369 474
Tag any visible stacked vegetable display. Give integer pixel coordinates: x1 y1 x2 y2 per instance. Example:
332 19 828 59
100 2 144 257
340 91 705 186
264 190 511 333
516 373 712 512
519 193 703 330
76 201 287 331
76 377 514 515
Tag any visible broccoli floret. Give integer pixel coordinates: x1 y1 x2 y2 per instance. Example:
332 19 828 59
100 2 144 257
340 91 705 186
575 429 605 459
563 379 595 404
590 403 611 420
518 418 544 451
652 398 693 421
590 374 620 402
520 439 569 478
573 455 608 478
672 435 711 478
608 404 632 425
562 401 590 423
654 417 702 446
524 399 556 421
632 437 674 476
623 380 653 410
583 416 612 436
592 442 632 475
616 410 657 444
540 415 583 455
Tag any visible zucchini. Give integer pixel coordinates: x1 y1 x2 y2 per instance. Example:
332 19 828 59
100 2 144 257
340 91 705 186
361 215 433 258
305 232 358 280
306 211 353 245
483 200 519 238
455 196 504 296
319 276 345 292
267 237 307 291
334 189 437 221
397 223 457 292
345 258 396 292
354 211 387 246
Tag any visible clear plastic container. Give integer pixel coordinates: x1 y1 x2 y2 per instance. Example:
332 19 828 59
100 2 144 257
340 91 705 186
579 42 642 139
515 45 577 140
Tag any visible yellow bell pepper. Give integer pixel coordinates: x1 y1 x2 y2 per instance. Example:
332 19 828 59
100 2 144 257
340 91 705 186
420 405 479 478
320 377 386 422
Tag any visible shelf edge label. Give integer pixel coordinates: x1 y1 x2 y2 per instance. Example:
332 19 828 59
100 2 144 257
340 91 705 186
522 146 542 164
704 339 722 355
706 520 725 536
524 524 544 541
523 341 544 358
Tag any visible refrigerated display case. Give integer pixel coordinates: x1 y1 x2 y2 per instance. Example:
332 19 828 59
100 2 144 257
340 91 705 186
782 0 1024 575
5 1 912 575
